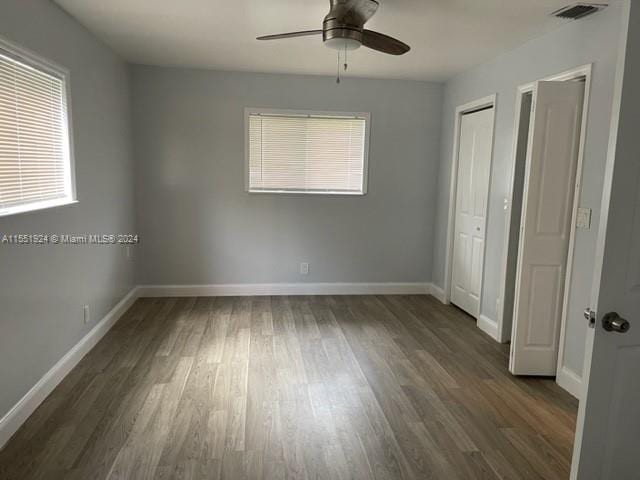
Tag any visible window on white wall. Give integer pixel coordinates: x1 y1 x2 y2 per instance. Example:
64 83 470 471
0 42 75 217
246 109 370 195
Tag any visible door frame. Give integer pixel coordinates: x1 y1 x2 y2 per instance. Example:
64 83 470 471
497 65 592 391
443 94 497 323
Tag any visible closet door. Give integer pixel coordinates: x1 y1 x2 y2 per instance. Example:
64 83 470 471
451 107 495 318
510 81 584 375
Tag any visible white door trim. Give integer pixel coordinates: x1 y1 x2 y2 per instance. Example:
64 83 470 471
444 94 497 313
497 65 592 380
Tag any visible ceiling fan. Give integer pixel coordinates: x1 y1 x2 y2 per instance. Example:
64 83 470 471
257 0 410 58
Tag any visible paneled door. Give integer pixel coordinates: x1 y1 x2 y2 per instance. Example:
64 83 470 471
572 3 640 475
450 107 495 318
509 81 584 375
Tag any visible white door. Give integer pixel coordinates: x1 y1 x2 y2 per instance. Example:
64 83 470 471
451 107 494 317
510 81 584 376
572 4 640 477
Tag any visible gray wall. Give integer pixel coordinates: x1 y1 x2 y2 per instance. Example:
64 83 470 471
432 2 625 376
0 0 135 419
132 67 443 285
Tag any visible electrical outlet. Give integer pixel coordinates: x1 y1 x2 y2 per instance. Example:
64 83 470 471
83 305 90 324
300 262 309 275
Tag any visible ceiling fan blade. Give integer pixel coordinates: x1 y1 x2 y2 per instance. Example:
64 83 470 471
361 29 410 55
329 0 379 25
257 30 323 41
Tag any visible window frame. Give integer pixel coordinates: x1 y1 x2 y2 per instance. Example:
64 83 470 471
244 107 371 196
0 36 77 218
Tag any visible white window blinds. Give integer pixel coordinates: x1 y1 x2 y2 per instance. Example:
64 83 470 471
247 111 369 194
0 46 73 215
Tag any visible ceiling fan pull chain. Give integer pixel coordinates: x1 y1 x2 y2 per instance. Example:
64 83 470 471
344 44 348 71
336 50 341 84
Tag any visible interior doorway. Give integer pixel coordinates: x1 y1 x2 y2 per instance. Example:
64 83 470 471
444 95 496 321
500 91 532 342
500 66 592 378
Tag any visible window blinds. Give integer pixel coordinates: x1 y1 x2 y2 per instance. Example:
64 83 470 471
248 112 368 194
0 48 71 213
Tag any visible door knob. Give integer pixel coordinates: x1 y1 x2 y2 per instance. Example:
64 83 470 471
602 312 631 333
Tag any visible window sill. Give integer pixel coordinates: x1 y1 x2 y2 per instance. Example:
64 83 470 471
0 198 78 218
247 189 366 196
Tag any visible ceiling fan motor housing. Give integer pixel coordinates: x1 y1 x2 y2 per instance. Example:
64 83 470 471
323 17 363 50
322 0 379 51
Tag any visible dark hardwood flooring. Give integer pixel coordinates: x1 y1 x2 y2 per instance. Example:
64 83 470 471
0 295 578 479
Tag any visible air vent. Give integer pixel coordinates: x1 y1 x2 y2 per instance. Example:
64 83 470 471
552 3 607 19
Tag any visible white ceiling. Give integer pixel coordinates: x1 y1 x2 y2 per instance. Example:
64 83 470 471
54 0 575 81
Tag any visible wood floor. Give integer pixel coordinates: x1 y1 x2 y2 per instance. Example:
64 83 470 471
0 295 578 480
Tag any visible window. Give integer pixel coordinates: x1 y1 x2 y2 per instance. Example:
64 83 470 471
246 109 370 195
0 42 75 217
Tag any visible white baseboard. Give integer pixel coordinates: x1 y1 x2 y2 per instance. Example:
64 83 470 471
477 314 500 342
556 366 583 400
137 282 430 297
0 286 139 449
426 283 447 304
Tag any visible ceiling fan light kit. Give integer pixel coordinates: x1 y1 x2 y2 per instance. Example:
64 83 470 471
257 0 410 83
324 37 361 51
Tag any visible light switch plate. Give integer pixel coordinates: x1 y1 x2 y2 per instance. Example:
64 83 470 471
577 207 592 229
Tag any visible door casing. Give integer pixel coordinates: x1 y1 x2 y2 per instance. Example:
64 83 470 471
497 65 592 396
444 95 497 331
